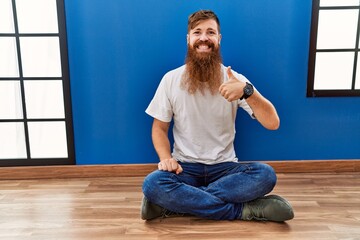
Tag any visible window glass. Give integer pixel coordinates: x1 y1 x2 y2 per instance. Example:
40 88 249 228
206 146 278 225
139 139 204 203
24 80 65 119
314 52 354 90
16 0 58 33
320 0 360 7
0 0 15 33
28 121 68 158
20 37 62 77
0 37 19 77
317 9 358 49
0 122 27 159
0 81 23 119
355 60 360 89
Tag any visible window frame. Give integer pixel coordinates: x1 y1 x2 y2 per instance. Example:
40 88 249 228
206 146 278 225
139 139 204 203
0 0 75 166
307 0 360 97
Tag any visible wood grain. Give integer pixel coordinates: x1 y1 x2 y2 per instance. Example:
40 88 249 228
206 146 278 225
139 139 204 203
0 173 359 239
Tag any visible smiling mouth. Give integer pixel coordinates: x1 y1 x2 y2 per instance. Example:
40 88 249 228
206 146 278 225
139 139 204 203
195 41 214 52
197 44 211 52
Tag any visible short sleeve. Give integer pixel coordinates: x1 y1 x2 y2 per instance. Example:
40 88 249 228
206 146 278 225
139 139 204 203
145 75 173 122
238 99 255 119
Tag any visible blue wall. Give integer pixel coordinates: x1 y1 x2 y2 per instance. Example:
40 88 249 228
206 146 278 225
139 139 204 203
64 0 360 165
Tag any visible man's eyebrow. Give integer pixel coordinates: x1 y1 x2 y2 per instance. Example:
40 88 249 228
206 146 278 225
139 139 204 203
192 27 217 31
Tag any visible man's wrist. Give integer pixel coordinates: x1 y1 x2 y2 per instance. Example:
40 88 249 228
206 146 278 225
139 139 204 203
159 156 172 161
240 82 254 100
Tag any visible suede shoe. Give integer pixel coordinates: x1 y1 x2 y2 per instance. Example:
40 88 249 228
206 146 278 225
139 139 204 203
140 196 184 220
241 195 294 222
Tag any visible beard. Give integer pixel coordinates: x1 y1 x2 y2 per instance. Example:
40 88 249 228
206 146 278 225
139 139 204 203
182 40 223 95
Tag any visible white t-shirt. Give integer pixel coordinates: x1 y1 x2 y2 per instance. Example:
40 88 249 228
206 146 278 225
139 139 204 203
145 64 255 165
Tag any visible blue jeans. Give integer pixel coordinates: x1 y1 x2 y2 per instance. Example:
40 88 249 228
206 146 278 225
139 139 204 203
142 161 277 220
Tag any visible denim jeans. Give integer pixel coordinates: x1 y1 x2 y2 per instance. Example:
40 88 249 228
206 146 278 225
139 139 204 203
142 161 277 220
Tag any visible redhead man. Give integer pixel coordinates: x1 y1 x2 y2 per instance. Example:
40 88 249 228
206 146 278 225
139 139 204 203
141 10 294 222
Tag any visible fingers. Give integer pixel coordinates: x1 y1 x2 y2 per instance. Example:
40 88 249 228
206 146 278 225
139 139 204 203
219 88 229 99
158 158 182 174
219 66 245 102
170 160 178 170
176 164 183 174
158 161 168 171
219 87 232 102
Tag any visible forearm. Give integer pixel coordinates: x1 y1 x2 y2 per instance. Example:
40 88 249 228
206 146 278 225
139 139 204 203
151 119 183 174
246 90 280 130
152 131 172 160
151 121 172 160
220 67 279 130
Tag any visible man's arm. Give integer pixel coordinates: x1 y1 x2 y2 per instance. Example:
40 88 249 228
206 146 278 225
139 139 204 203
152 118 183 174
219 66 280 130
244 91 280 130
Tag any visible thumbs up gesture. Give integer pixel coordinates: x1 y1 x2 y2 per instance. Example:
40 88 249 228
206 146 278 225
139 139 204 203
219 66 246 102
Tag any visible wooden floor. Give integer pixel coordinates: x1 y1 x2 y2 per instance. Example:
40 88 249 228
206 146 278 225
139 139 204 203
0 172 359 240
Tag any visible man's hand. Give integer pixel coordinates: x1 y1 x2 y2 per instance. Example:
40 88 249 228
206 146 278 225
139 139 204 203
219 66 246 102
158 158 183 174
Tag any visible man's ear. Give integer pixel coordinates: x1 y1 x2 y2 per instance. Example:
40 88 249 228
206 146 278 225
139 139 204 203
219 34 222 45
187 34 189 44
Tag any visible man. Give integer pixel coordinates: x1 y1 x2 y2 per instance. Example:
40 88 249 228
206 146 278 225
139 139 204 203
141 10 294 221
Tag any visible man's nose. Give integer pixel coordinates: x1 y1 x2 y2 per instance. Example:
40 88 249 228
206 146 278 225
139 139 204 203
199 33 209 41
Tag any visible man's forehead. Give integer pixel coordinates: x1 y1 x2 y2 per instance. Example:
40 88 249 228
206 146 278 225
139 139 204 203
191 19 219 31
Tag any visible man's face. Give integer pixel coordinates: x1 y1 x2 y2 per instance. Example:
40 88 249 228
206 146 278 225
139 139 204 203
187 19 221 54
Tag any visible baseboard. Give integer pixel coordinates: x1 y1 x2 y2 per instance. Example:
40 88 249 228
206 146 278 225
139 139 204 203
0 160 359 180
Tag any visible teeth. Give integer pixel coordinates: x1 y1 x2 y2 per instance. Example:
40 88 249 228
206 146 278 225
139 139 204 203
198 45 209 49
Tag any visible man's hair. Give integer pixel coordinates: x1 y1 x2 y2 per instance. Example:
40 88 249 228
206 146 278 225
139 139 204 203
187 10 220 33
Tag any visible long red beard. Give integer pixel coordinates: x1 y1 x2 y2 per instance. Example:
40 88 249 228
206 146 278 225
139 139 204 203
182 41 223 95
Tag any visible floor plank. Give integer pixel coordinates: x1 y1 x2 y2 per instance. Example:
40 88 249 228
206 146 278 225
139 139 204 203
0 173 359 239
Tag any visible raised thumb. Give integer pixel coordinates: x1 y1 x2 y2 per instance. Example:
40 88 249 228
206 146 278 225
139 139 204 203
227 66 235 80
